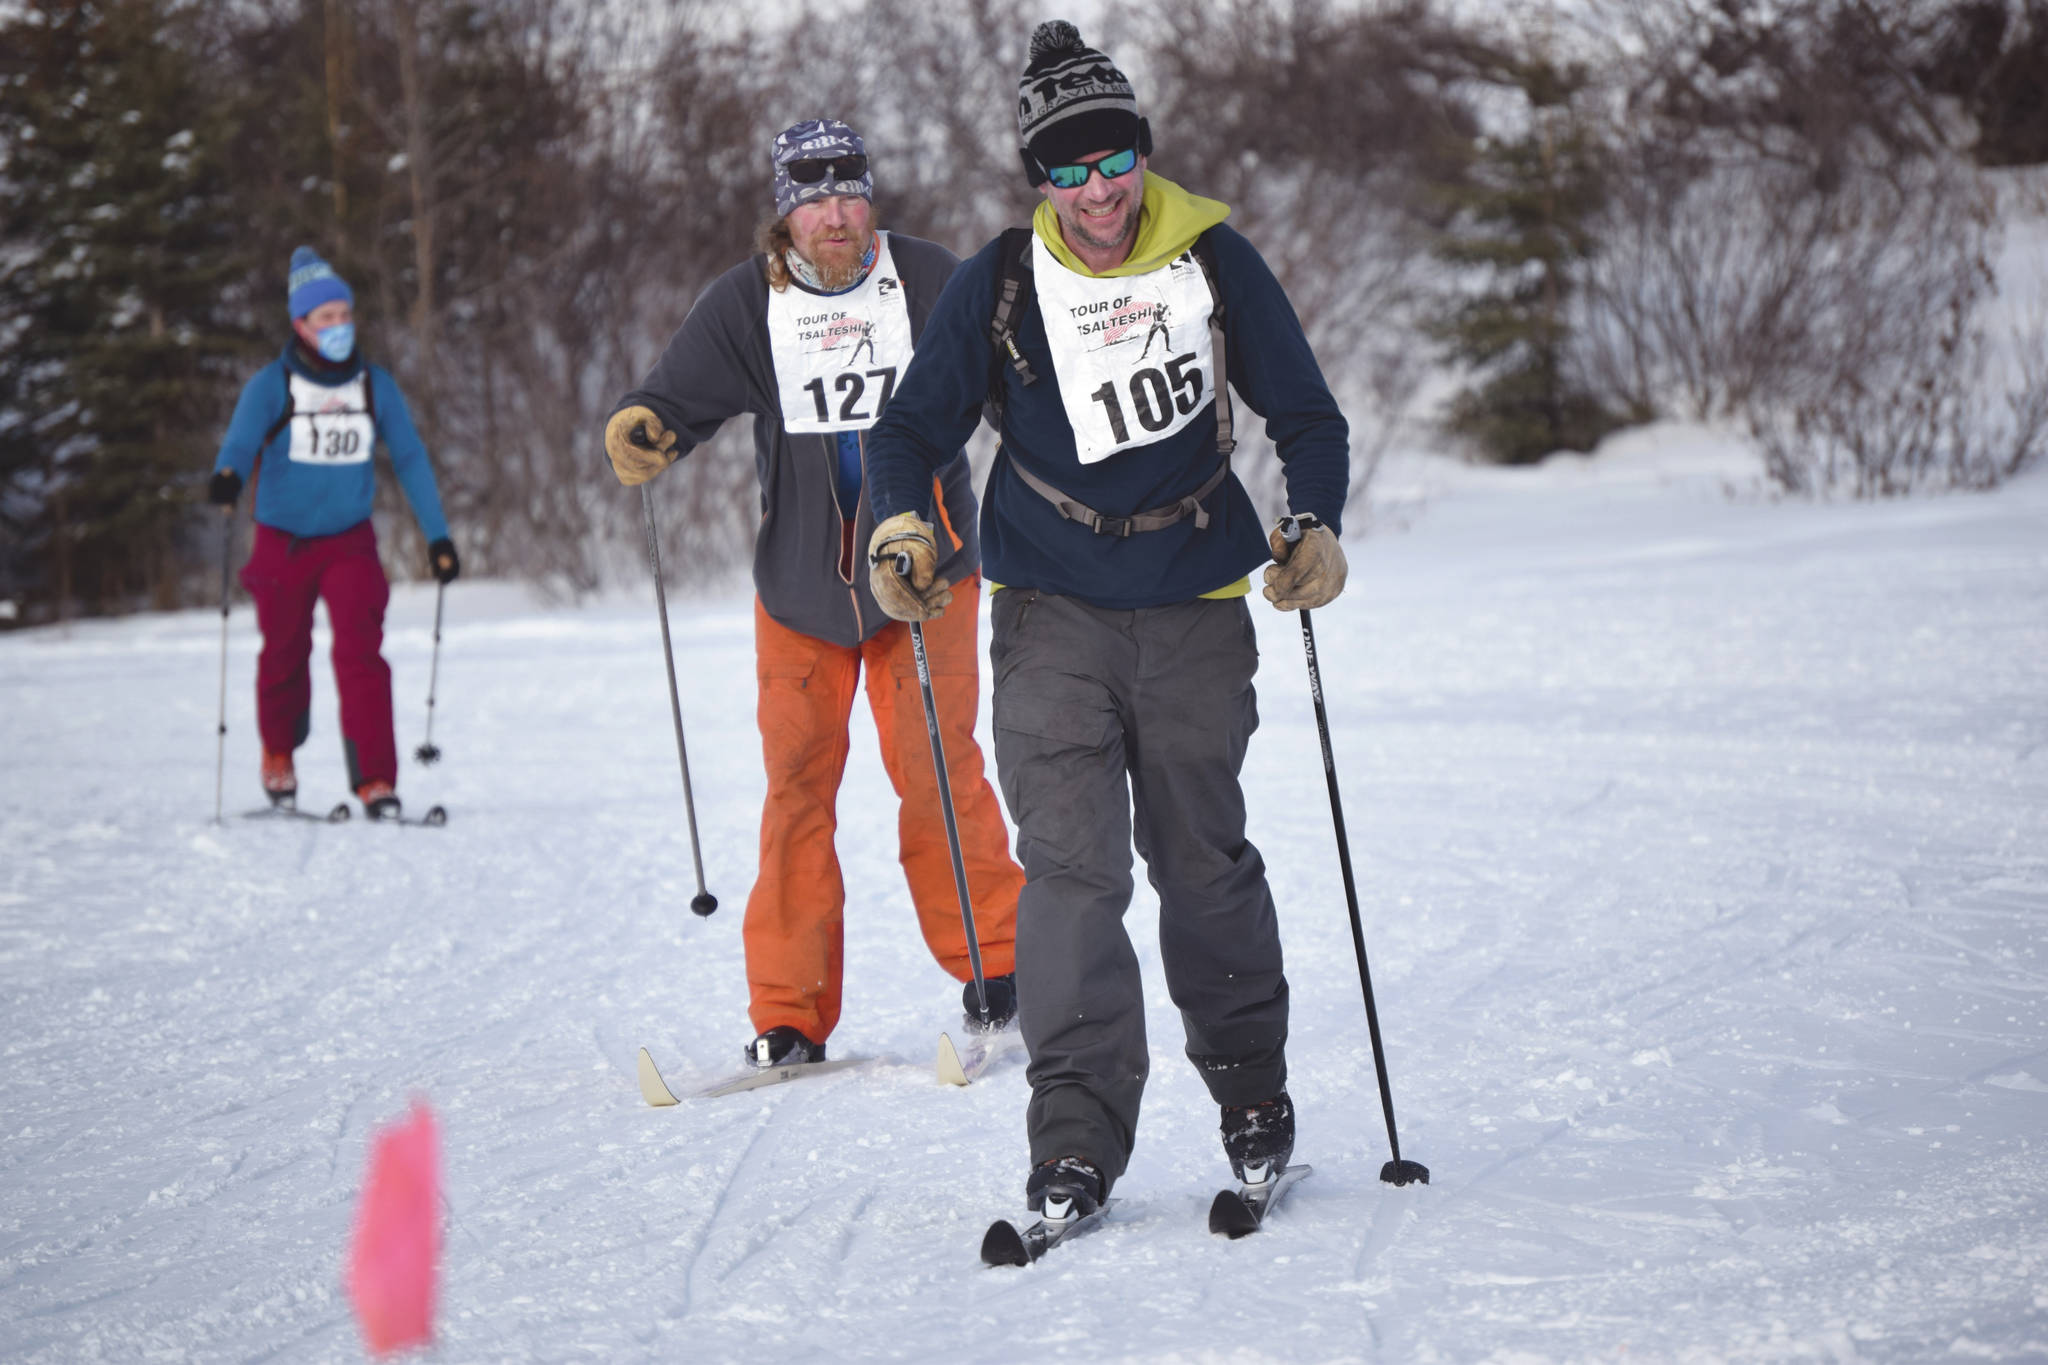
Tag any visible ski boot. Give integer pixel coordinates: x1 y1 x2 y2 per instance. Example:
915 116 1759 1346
1025 1155 1106 1222
748 1025 825 1068
1221 1091 1295 1186
355 780 401 821
261 750 297 809
962 973 1017 1033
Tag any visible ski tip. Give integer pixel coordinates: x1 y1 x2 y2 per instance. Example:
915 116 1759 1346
635 1047 680 1107
1208 1188 1259 1239
936 1034 969 1087
327 803 351 823
423 805 448 826
981 1219 1030 1267
1381 1158 1429 1187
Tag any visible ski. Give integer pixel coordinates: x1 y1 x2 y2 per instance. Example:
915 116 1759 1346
241 801 351 824
635 1046 865 1105
1207 1163 1312 1239
981 1198 1118 1267
365 804 449 828
936 1028 1021 1087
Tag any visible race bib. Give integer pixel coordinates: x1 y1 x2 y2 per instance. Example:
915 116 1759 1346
767 231 916 433
1031 235 1217 464
285 373 375 465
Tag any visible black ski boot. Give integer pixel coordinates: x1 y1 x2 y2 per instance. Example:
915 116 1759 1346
1221 1091 1295 1183
1025 1155 1106 1221
747 1025 825 1069
962 973 1017 1032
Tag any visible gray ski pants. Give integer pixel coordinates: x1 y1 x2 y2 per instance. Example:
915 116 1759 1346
988 589 1288 1187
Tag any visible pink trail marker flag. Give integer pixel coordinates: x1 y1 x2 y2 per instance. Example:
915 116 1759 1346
344 1099 441 1357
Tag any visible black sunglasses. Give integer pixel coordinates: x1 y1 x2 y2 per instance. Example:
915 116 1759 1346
786 154 869 185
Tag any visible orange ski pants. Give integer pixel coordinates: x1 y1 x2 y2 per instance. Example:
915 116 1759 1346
746 581 1022 1044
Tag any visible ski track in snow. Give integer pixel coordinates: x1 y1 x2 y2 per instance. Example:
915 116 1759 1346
4 437 2046 1363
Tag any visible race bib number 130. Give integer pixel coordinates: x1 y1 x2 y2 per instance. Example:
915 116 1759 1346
285 373 375 465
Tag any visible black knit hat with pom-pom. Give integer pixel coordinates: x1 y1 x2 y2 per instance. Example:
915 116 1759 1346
1016 20 1151 185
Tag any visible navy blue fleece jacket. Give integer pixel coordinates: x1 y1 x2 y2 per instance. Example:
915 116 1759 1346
863 222 1347 609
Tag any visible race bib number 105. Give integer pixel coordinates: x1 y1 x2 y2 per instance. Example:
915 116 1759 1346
1031 235 1217 464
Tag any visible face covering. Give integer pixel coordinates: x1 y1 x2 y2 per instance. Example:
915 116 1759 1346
313 322 355 362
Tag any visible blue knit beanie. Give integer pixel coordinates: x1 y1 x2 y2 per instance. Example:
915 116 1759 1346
287 246 352 318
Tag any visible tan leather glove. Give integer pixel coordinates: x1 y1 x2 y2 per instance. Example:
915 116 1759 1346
867 512 954 622
1262 514 1347 610
604 405 679 486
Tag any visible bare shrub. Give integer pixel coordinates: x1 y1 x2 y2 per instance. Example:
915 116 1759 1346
1572 0 2045 495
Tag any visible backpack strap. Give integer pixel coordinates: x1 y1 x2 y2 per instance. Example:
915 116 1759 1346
260 373 296 451
986 226 1039 429
1189 231 1234 458
988 227 1236 536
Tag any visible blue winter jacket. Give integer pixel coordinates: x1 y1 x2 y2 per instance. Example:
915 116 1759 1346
213 344 449 543
864 223 1348 609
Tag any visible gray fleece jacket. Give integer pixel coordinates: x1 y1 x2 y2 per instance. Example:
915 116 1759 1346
611 233 978 648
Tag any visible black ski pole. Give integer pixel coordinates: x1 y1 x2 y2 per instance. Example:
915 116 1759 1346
893 553 991 1024
414 581 446 765
1281 516 1428 1187
213 510 234 825
641 484 717 917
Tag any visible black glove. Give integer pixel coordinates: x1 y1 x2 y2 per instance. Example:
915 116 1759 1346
428 537 460 584
207 469 243 507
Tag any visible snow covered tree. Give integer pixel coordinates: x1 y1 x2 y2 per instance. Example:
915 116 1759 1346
0 0 255 619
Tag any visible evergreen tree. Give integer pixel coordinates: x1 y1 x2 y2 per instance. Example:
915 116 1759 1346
0 0 255 619
1431 53 1627 465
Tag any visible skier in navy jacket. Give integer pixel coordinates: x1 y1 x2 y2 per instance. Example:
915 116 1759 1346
862 23 1351 1227
208 247 457 820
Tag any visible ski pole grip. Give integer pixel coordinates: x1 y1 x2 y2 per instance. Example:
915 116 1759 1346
1279 514 1305 547
892 550 913 578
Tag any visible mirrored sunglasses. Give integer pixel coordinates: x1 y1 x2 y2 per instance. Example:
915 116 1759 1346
1046 147 1139 190
786 154 869 185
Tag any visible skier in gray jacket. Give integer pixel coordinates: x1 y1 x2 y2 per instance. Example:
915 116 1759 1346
604 120 1023 1070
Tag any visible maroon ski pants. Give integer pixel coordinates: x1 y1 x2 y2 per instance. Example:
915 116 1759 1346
239 520 396 789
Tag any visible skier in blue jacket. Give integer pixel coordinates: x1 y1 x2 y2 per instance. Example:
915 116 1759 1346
208 247 458 819
862 22 1351 1227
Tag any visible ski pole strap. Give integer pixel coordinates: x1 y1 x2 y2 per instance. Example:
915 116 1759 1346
1004 452 1231 536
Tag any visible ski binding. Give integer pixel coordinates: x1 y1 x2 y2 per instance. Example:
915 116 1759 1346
981 1196 1118 1267
1208 1162 1311 1238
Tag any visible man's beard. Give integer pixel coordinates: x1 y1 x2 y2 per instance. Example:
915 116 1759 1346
805 237 869 290
1060 195 1139 254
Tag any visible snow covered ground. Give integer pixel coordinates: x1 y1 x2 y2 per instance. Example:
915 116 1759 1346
4 429 2045 1363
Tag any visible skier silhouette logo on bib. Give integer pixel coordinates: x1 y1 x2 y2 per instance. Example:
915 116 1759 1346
846 318 878 368
1139 301 1173 360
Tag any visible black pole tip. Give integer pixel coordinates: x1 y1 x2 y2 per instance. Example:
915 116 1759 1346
690 893 718 917
1380 1159 1430 1187
414 743 441 765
